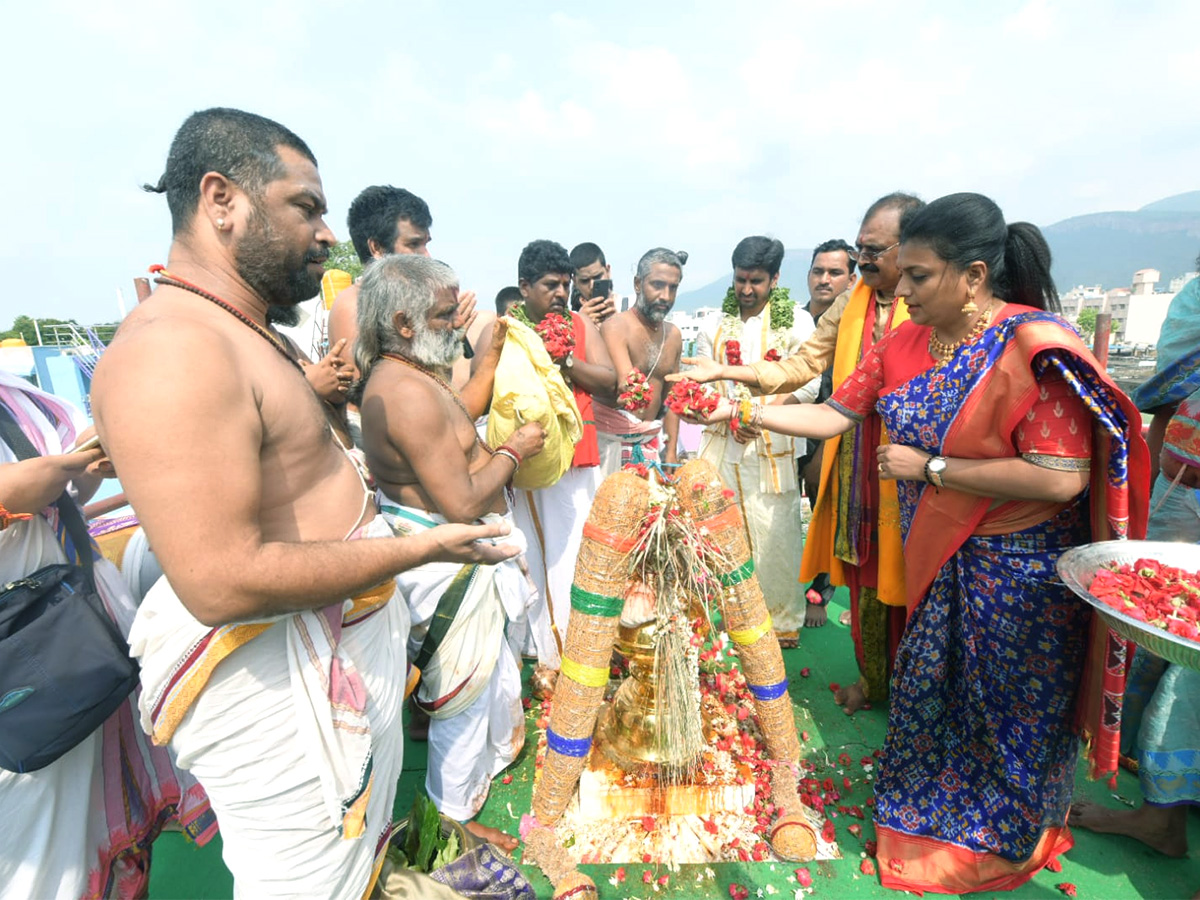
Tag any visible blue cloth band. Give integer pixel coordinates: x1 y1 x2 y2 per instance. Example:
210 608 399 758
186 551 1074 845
747 679 790 702
546 729 592 758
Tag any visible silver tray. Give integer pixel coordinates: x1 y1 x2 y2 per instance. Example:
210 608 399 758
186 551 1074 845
1057 540 1200 671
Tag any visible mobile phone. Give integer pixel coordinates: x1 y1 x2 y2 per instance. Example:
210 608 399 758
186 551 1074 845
73 434 102 453
591 279 613 300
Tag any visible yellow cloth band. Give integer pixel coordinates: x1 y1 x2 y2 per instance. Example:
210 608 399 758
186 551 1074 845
728 615 773 646
561 656 611 688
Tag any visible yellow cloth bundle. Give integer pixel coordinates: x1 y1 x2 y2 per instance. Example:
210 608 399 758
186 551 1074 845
486 318 582 490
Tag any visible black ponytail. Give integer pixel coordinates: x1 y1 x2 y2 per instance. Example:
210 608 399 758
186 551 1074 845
901 193 1060 312
1002 222 1059 312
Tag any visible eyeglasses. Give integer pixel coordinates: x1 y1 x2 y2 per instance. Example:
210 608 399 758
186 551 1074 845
849 241 899 263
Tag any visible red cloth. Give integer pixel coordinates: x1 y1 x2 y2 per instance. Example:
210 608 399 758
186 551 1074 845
569 312 600 468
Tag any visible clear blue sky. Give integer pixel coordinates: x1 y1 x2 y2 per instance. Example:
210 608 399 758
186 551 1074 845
2 0 1197 322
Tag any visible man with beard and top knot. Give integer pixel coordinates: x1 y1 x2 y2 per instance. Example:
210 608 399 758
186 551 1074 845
92 108 518 900
675 194 924 708
595 247 686 477
356 255 547 853
692 236 819 648
474 240 616 674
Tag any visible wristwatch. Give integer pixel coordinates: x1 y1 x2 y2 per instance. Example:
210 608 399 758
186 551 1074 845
562 353 576 370
924 455 948 487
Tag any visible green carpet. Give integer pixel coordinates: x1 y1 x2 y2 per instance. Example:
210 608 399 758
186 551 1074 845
148 589 1200 899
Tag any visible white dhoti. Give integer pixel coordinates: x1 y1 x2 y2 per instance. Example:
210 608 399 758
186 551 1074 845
129 515 409 900
700 428 808 632
512 465 602 668
594 404 663 479
379 502 531 821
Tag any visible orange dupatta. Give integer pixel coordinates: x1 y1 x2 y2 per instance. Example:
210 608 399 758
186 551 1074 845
799 280 909 606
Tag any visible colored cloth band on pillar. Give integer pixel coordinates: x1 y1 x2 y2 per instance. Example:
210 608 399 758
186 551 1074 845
546 729 593 758
719 558 757 587
581 522 639 553
569 585 624 618
747 679 790 702
728 615 773 646
561 657 610 688
695 504 743 535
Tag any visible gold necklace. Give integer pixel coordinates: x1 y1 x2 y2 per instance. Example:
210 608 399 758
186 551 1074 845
928 303 996 361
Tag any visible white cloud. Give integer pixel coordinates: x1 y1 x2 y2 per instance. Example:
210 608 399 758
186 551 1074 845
2 0 1198 323
1004 0 1057 40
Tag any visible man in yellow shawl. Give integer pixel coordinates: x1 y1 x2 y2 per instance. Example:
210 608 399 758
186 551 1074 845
678 193 923 712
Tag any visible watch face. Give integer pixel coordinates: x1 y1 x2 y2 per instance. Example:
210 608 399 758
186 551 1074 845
930 457 946 472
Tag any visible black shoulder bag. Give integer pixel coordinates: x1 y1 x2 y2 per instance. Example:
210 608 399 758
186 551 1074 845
0 407 140 773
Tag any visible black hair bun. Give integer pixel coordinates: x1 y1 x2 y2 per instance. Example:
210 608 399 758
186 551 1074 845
675 250 689 266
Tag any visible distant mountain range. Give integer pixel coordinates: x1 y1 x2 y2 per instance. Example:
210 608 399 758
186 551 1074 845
674 191 1200 311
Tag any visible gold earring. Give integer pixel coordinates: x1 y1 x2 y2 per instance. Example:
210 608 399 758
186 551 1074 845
961 286 978 315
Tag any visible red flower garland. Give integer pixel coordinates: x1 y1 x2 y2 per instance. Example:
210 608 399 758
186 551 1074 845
666 379 719 418
534 311 575 360
763 348 781 362
618 368 653 412
724 339 743 366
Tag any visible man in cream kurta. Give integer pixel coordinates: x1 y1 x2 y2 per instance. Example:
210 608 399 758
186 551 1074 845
695 236 819 639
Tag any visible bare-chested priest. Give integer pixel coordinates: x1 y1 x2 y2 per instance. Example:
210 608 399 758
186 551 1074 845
92 107 516 900
595 247 687 475
355 254 546 851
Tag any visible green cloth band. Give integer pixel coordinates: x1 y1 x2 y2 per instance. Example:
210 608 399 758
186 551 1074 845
719 558 756 587
570 585 624 618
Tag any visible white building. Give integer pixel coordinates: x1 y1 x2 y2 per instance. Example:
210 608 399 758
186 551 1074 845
1123 270 1177 347
1059 285 1104 319
668 306 722 354
1170 272 1199 293
1060 269 1196 347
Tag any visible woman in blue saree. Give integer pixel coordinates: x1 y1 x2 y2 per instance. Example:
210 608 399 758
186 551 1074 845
694 193 1149 892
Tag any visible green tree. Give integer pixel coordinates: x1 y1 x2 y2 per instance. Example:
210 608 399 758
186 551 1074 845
325 241 363 280
1 315 81 345
1076 307 1098 340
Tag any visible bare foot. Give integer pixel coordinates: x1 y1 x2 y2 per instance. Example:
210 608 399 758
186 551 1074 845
407 696 429 742
804 602 828 628
465 820 519 852
838 609 852 627
1068 799 1188 857
833 679 868 715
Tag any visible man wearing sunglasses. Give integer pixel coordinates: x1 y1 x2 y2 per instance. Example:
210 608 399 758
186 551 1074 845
675 192 923 715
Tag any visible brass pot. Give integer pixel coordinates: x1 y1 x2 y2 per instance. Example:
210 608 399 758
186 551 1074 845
599 618 702 773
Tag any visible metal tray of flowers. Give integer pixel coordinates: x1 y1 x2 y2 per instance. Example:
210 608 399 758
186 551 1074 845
1057 540 1200 671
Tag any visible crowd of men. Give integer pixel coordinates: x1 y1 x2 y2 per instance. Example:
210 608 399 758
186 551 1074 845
8 105 1193 899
